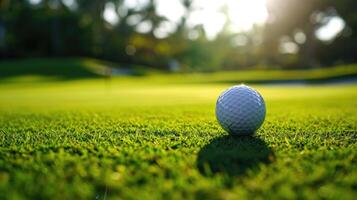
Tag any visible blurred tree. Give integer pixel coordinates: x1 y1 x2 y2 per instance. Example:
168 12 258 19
264 0 357 68
0 0 356 70
0 0 94 57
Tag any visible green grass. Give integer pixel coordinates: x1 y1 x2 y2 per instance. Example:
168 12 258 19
0 58 101 80
0 61 357 199
1 58 357 84
0 58 155 82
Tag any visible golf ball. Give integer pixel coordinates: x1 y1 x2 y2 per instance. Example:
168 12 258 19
215 85 266 135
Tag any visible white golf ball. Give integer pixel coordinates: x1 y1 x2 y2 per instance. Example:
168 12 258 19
215 85 266 135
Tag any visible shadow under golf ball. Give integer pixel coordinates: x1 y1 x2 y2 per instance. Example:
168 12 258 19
197 135 274 177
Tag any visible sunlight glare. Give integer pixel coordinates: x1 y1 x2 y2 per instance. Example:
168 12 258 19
114 0 269 39
187 0 268 39
226 0 268 32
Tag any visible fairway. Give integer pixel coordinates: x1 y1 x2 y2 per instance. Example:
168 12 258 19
0 77 356 199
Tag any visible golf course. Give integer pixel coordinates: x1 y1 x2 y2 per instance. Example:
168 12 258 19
0 59 356 199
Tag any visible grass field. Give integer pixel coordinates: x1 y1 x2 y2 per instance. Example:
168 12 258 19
0 60 357 199
1 58 357 83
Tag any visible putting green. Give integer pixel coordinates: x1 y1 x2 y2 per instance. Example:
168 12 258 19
0 77 356 199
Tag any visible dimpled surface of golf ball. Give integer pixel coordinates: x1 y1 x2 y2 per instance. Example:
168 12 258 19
216 85 266 135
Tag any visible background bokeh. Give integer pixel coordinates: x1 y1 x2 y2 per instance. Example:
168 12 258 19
0 0 356 71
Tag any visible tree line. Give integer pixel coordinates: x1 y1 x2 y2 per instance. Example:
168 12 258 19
0 0 356 71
